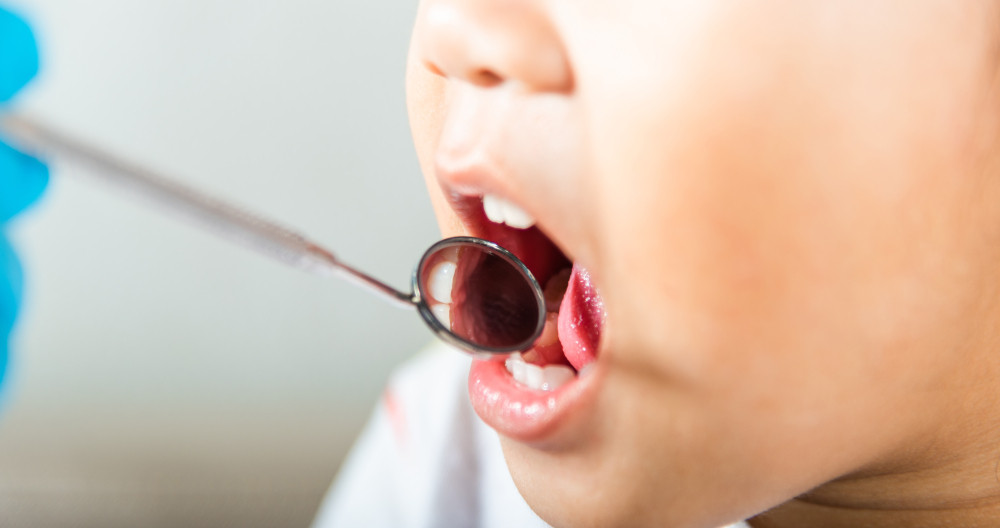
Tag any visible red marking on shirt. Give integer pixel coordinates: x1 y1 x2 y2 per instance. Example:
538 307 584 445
382 387 409 450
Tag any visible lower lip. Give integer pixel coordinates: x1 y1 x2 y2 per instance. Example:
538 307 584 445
468 356 600 442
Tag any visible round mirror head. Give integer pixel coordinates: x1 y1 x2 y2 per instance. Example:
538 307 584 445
415 237 545 355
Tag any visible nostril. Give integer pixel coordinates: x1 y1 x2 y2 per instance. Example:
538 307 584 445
417 0 573 94
424 60 446 77
469 69 503 88
424 61 502 88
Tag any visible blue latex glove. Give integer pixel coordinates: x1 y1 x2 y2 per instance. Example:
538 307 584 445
0 7 48 388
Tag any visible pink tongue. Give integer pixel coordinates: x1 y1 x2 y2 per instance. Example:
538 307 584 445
558 264 606 371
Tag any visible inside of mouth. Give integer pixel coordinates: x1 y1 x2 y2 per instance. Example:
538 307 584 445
470 208 603 391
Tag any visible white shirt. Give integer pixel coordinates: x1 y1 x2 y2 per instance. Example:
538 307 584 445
312 344 751 528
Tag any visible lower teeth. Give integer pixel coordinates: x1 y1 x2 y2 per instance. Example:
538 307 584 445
505 352 576 391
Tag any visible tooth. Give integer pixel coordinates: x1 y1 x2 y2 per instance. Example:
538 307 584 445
506 352 577 391
428 260 457 303
506 352 578 391
521 362 545 389
505 351 524 370
541 365 575 391
499 200 535 229
482 194 536 229
431 303 452 329
483 194 506 224
511 360 529 386
579 362 597 377
506 352 527 380
507 352 544 389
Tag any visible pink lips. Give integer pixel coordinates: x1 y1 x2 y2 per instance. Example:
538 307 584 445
468 263 606 442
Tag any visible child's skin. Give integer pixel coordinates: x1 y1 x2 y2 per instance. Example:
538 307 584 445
406 1 1000 527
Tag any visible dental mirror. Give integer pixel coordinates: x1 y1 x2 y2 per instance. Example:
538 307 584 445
0 114 545 355
416 237 545 354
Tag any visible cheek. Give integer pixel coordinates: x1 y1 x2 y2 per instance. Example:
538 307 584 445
509 79 1000 527
574 1 1000 483
596 91 985 393
580 3 994 385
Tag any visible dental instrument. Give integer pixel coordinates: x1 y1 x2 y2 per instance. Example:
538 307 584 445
0 114 545 355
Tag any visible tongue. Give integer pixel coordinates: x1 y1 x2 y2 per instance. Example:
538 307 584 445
558 264 605 371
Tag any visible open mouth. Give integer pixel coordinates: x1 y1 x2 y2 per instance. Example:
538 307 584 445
447 189 607 442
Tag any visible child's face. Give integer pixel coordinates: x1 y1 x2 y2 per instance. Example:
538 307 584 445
408 2 1000 527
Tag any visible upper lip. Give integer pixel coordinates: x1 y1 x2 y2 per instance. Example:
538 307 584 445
434 148 532 236
431 84 574 292
434 163 496 236
431 83 543 239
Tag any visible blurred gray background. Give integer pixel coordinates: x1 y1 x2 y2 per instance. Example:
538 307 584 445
1 1 437 526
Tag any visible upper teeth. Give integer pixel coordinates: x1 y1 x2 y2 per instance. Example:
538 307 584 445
483 194 536 229
428 259 457 304
426 249 459 329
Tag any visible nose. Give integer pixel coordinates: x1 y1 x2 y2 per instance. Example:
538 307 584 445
415 0 573 93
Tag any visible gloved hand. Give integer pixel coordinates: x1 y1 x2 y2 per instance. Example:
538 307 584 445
0 7 48 387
